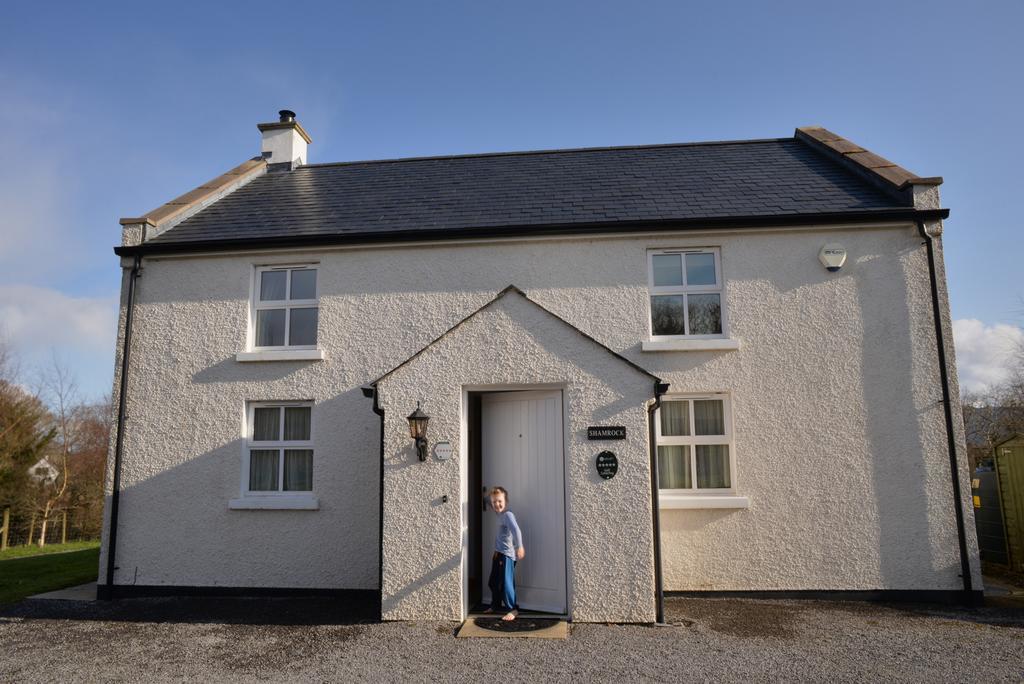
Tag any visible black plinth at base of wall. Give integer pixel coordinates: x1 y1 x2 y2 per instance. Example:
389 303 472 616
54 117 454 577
666 589 985 607
95 585 381 620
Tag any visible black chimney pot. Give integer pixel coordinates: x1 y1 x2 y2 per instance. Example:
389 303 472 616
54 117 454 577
279 110 296 123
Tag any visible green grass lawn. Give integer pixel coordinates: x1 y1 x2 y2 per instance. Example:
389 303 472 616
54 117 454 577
0 540 100 560
0 543 100 605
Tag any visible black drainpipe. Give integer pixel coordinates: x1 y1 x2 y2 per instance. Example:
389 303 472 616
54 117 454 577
364 385 385 620
916 220 973 599
101 253 142 600
648 380 670 623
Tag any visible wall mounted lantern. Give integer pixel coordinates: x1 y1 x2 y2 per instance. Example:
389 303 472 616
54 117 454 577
407 402 430 461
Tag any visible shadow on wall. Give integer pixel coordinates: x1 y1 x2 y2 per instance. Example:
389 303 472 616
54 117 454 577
381 551 462 614
97 387 381 611
860 245 935 588
192 356 314 384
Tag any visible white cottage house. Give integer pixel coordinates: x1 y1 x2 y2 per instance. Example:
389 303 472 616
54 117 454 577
99 112 981 621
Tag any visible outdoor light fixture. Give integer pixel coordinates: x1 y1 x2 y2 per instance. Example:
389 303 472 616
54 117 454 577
819 243 847 272
407 402 430 461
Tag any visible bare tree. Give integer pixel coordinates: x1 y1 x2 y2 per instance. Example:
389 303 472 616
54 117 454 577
34 357 77 547
65 398 110 540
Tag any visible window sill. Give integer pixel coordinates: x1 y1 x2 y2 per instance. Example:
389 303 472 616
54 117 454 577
229 496 320 510
236 349 325 363
641 338 740 352
658 494 749 509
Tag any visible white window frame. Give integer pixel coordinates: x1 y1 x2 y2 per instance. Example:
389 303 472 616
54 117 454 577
647 248 727 340
242 401 314 497
250 265 319 351
655 393 736 495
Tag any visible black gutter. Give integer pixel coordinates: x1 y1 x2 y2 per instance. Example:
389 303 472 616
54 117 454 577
100 254 142 600
362 384 386 621
115 208 950 258
647 381 670 624
916 220 973 600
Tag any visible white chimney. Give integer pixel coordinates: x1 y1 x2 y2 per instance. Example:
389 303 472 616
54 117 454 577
257 110 312 168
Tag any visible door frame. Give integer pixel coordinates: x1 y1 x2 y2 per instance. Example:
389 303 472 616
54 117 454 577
460 384 571 618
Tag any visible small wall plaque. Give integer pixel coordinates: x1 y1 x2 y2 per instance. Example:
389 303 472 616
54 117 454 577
596 451 618 480
434 442 453 461
588 426 626 440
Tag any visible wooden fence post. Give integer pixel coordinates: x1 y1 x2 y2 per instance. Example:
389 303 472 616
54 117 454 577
61 510 67 545
1 507 9 551
28 512 36 548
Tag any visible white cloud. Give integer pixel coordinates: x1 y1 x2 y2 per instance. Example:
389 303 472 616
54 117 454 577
952 318 1024 393
0 285 117 399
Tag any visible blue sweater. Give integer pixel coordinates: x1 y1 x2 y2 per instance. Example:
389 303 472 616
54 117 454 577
494 511 523 559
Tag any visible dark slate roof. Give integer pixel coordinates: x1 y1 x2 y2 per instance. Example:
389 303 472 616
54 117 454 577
147 138 910 247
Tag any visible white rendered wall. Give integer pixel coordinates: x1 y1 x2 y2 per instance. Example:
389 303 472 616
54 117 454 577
376 291 656 622
99 222 980 603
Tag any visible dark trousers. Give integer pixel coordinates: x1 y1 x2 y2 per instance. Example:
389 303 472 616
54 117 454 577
488 552 517 611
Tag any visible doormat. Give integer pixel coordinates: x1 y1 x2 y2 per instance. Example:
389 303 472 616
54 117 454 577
456 617 568 639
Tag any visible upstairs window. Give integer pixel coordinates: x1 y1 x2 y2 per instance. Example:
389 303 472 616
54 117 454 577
648 249 724 338
246 402 314 493
253 266 318 349
656 394 734 492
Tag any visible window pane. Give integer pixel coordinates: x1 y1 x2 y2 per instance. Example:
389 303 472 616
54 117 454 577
660 401 690 436
658 445 691 489
289 308 318 346
693 400 725 436
260 270 287 301
696 445 730 488
256 309 286 347
249 450 280 491
284 407 311 441
652 254 683 287
688 294 722 335
685 252 717 286
290 269 317 300
252 407 280 441
651 295 686 335
284 450 313 491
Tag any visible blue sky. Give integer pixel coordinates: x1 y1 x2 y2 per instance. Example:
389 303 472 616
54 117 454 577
1 0 1021 399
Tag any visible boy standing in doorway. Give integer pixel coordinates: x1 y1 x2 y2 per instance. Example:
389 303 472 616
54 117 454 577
487 486 525 621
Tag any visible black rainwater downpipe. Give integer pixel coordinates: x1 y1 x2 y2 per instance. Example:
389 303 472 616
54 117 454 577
101 254 142 600
371 387 385 620
916 220 973 599
648 380 670 623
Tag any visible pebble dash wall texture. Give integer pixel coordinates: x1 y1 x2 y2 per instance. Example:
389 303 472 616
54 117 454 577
375 291 657 622
99 222 979 604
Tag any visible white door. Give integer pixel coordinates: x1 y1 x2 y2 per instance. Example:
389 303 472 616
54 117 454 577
481 390 567 614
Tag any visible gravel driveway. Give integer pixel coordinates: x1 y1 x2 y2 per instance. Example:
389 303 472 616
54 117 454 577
1 596 1021 682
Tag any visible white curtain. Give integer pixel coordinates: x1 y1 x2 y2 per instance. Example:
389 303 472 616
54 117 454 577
658 445 691 489
288 308 318 347
249 450 279 491
256 309 286 347
284 449 313 491
290 269 317 300
693 400 724 435
660 401 690 436
284 407 311 441
253 407 280 441
696 445 730 488
260 270 287 301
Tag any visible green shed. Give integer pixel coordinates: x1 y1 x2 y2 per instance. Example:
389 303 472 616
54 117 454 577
995 435 1024 572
